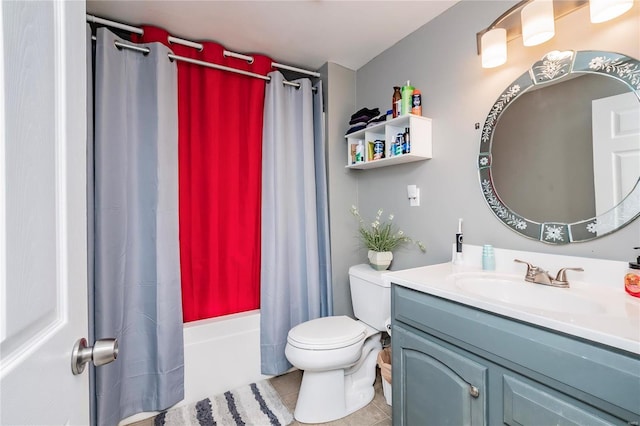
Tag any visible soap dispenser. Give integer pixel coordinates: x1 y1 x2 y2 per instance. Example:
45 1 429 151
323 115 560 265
624 247 640 298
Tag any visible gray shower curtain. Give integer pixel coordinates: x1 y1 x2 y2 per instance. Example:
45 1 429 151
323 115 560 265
260 72 332 375
92 27 184 425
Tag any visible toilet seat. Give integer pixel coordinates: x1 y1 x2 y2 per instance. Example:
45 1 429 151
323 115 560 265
287 316 366 350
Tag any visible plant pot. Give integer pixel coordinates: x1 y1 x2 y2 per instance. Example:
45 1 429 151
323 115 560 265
368 250 393 271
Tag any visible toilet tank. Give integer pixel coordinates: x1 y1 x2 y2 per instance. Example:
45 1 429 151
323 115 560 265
349 264 391 332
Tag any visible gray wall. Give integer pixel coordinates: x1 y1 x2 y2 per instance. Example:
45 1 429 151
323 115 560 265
320 62 361 317
327 0 639 300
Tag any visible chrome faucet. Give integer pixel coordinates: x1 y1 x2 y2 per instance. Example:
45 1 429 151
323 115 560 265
514 259 583 288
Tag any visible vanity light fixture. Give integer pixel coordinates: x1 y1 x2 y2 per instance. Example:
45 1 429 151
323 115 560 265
477 0 635 68
589 0 634 23
521 0 555 46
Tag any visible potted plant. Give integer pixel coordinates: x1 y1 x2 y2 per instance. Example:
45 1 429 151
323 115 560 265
351 206 425 270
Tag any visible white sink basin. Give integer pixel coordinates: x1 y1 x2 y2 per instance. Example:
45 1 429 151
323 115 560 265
451 272 606 315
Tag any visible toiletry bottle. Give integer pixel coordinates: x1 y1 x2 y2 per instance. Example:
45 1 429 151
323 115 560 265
374 140 385 160
482 244 495 271
392 87 402 118
411 89 422 116
401 81 414 116
355 141 363 163
403 127 411 153
401 132 406 154
624 247 640 298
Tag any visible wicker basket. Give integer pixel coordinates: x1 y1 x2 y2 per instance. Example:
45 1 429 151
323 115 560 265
377 347 392 405
377 347 392 384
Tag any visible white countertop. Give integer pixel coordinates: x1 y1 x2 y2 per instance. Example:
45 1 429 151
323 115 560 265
384 245 640 355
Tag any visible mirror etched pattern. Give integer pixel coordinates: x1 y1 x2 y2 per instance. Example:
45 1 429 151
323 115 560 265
479 50 640 244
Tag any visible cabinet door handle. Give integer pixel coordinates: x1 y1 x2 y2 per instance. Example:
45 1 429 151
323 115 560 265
469 385 480 398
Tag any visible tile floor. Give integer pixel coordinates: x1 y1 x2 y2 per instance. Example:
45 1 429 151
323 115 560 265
270 368 392 426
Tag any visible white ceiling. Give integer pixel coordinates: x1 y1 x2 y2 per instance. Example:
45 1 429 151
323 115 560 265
86 1 458 71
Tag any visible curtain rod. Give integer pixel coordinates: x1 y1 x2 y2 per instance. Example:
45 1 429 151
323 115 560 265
112 40 315 90
86 14 321 78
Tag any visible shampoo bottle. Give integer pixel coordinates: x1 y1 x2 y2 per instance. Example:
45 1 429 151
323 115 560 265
401 81 414 116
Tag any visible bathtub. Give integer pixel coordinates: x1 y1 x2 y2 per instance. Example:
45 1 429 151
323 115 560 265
120 309 270 425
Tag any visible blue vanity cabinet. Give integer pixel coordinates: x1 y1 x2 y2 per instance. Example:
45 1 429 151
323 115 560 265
501 374 617 426
391 285 640 426
394 325 487 425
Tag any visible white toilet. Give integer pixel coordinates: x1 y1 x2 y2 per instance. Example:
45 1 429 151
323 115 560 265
284 264 390 424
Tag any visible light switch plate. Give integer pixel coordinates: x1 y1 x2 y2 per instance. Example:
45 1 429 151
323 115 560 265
408 186 420 207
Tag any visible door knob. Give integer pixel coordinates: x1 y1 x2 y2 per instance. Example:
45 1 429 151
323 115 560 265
71 337 118 375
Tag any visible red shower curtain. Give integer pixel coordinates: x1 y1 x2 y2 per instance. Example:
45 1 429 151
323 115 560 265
136 27 272 322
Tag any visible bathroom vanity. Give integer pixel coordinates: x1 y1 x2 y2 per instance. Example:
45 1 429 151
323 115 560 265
385 245 640 426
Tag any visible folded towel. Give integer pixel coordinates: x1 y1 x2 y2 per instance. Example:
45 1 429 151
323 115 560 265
345 123 367 135
350 107 379 120
366 115 387 127
349 107 380 124
349 115 372 125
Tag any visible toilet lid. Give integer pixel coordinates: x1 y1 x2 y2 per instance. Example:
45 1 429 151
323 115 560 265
287 316 367 350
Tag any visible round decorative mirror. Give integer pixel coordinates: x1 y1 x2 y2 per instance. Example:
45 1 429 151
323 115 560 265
479 50 640 244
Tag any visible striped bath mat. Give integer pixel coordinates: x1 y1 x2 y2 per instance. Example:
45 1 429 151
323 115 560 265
155 381 293 426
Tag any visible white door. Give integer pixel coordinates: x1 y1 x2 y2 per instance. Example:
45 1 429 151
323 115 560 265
592 91 640 217
0 1 90 424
